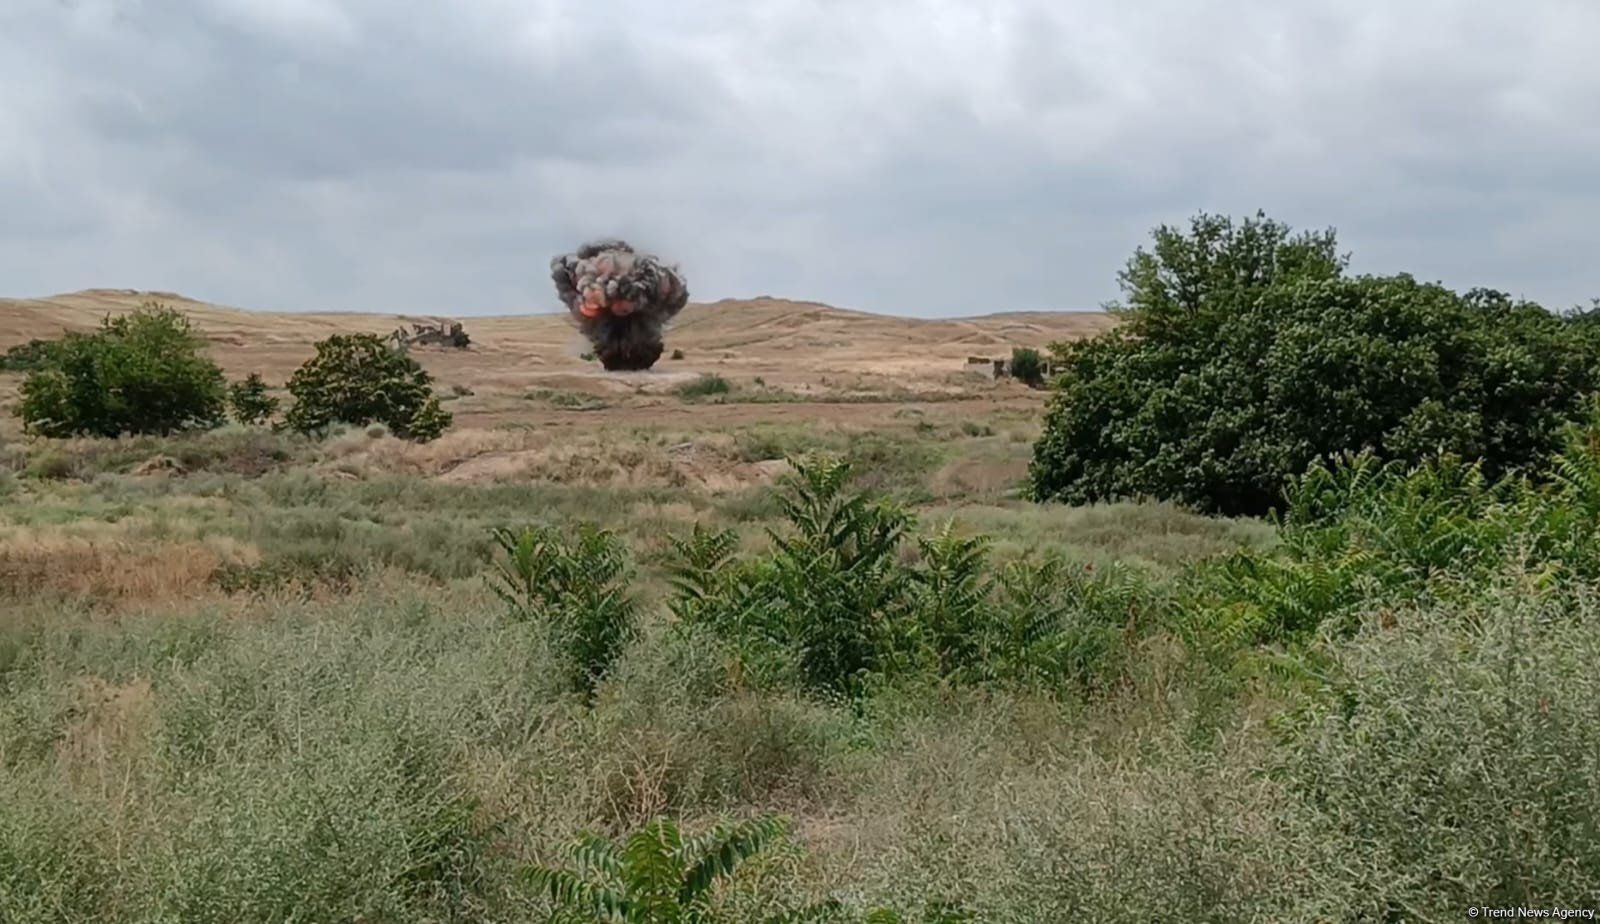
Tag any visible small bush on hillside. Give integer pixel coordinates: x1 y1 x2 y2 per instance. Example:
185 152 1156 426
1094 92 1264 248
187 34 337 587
674 373 733 400
1029 210 1600 516
0 338 59 372
227 373 279 425
1008 347 1044 388
283 333 451 442
17 304 227 438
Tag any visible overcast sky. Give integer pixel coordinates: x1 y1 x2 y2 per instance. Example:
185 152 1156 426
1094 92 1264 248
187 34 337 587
2 0 1597 318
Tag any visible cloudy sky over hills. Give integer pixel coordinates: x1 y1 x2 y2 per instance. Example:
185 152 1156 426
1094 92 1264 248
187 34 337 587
2 0 1596 317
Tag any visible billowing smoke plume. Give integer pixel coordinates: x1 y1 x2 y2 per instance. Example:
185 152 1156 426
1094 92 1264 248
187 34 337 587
549 239 689 371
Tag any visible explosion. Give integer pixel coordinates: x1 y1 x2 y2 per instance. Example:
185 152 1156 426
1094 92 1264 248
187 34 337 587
549 239 689 371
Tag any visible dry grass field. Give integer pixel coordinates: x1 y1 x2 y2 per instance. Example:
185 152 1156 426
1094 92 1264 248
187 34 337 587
2 288 1591 922
0 287 1114 428
0 288 1115 500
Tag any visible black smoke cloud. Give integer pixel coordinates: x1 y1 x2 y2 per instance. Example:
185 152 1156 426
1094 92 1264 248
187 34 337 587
549 239 690 371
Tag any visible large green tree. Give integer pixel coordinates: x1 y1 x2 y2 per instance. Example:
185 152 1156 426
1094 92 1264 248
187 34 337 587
1029 211 1600 516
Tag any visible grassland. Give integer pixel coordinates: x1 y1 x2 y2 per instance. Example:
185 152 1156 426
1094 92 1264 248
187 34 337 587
0 290 1595 922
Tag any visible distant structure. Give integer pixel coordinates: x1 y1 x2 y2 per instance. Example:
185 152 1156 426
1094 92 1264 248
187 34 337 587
388 319 470 350
965 354 1057 380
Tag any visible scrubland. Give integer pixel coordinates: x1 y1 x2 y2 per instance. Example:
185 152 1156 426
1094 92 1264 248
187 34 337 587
1 408 1595 923
3 212 1598 922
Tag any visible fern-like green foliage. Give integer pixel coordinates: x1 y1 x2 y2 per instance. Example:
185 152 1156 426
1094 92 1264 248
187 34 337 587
767 455 913 698
903 523 994 679
667 455 918 698
983 557 1149 692
1178 399 1600 654
487 523 638 696
666 523 744 626
661 460 1152 699
524 815 794 923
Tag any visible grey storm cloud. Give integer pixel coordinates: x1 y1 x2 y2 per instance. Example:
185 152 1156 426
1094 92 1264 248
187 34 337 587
0 0 1597 317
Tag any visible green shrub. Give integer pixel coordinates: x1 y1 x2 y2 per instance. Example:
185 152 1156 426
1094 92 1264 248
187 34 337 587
675 458 914 700
674 374 733 400
1029 211 1600 516
0 339 60 373
17 304 227 438
227 372 279 425
525 814 818 923
668 458 1140 700
488 523 639 696
1178 399 1600 654
1008 347 1044 388
283 333 452 441
1277 586 1600 914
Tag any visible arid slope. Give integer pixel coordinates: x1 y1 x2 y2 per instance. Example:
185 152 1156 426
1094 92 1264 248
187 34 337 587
0 288 1116 438
1 289 1114 378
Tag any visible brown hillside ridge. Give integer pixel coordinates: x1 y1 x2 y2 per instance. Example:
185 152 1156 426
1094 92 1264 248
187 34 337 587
0 288 1117 432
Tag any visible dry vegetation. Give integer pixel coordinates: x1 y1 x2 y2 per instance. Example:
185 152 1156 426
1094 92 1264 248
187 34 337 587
0 288 1594 922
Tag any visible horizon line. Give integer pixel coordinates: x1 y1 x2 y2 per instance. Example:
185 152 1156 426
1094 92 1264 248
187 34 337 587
7 287 1114 322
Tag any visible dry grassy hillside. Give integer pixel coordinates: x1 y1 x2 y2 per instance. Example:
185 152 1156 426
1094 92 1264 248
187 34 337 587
0 289 1114 378
0 289 1115 434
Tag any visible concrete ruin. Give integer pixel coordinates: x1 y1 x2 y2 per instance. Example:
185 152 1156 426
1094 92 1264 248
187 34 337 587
388 319 471 350
965 354 1057 380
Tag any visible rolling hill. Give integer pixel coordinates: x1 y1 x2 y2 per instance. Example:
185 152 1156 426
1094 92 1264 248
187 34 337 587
0 289 1116 380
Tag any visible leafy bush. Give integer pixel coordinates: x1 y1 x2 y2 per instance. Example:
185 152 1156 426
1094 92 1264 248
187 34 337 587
1179 399 1600 653
488 523 639 696
283 333 451 441
1029 210 1600 516
17 304 227 438
1277 586 1600 914
675 374 733 400
668 458 913 699
0 339 59 373
525 814 810 922
227 373 279 425
1008 347 1044 388
524 814 954 923
667 457 1141 700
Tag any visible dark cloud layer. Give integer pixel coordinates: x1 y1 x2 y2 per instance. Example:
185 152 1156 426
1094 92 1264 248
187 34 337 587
1 0 1596 317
